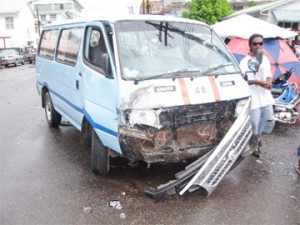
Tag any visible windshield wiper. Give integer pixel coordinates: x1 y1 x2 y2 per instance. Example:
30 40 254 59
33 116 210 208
201 62 234 76
132 69 200 84
154 68 201 79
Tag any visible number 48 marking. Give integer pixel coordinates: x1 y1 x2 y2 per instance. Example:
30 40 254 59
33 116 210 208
195 86 206 94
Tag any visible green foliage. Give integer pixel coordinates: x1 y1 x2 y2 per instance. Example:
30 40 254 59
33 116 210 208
182 0 233 25
248 1 257 7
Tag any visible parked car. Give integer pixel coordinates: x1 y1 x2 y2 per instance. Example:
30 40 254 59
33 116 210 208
0 49 25 67
23 48 36 64
0 55 4 68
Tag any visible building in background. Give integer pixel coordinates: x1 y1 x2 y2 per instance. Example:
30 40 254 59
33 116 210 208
224 0 300 31
164 0 190 17
228 0 273 11
1 0 298 51
0 0 35 50
140 0 164 15
27 0 84 36
0 0 83 51
81 0 141 17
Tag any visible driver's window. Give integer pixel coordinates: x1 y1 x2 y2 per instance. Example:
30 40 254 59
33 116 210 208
87 29 107 68
84 26 114 77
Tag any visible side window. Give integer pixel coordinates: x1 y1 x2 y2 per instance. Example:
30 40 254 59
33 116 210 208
39 29 59 60
84 26 115 76
5 17 14 29
56 27 83 66
87 29 107 68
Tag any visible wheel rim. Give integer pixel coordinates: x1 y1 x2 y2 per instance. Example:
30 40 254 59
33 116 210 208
45 98 52 121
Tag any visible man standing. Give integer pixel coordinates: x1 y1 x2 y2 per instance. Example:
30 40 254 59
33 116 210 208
239 34 275 157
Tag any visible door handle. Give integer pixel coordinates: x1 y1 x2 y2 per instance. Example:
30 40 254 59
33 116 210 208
76 80 79 89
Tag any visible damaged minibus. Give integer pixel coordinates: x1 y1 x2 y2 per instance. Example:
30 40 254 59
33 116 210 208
36 15 253 198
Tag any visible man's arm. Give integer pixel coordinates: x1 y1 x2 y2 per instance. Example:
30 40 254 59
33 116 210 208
248 78 272 90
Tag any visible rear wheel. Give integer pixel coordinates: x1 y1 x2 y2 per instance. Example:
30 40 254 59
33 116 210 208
44 92 61 127
91 129 110 175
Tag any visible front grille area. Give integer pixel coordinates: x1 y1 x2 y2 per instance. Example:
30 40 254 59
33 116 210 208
120 100 240 163
158 101 237 128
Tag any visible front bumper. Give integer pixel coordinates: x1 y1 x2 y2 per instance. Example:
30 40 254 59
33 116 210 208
2 59 16 65
145 98 253 200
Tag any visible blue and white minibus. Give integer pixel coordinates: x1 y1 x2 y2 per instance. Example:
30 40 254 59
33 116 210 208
36 14 252 194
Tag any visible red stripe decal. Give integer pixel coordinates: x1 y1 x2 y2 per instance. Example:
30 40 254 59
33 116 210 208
208 77 221 102
178 78 191 105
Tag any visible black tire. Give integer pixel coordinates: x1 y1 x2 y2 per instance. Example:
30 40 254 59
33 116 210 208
44 92 61 127
91 129 110 175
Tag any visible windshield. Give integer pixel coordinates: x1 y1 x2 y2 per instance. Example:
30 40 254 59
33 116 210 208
115 20 240 81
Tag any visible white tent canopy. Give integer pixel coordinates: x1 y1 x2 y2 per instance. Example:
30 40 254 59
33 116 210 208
212 14 297 39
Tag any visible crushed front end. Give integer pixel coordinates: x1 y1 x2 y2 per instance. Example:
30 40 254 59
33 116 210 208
119 98 249 165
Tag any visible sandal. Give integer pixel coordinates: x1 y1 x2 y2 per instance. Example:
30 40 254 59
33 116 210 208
295 163 300 175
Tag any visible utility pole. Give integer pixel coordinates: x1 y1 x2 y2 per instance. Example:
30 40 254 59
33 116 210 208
146 0 150 14
36 7 41 37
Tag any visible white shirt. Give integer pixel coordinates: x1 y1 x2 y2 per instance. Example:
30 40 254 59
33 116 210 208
240 54 275 110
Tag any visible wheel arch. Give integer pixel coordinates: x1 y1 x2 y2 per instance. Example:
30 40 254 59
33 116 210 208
80 116 93 145
41 87 49 108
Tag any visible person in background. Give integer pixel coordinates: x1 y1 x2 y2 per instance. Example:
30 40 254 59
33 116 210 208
239 33 275 157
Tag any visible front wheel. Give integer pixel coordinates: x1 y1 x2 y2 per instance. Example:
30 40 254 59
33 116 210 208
44 92 61 127
91 129 110 175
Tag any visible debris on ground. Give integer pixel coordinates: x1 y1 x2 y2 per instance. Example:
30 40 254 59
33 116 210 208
109 200 122 209
83 206 92 213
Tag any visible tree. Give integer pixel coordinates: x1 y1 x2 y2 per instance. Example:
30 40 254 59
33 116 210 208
182 0 233 25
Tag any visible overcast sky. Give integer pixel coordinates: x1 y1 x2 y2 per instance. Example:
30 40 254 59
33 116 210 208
80 0 141 10
0 0 143 17
80 0 142 16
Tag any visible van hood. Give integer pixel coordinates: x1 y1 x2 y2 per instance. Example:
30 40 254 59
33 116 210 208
119 74 250 110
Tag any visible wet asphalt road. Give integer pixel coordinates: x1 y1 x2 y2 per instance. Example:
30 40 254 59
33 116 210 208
0 64 299 225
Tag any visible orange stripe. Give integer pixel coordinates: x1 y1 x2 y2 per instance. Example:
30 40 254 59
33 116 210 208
178 78 191 105
208 77 221 102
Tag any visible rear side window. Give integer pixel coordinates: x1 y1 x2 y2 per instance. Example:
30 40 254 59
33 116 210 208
39 30 59 60
56 27 83 66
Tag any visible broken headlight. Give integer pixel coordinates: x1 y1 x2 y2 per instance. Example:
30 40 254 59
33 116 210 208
129 109 161 128
234 98 251 117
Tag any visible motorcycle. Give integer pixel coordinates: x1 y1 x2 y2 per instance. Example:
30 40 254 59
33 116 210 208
271 68 300 124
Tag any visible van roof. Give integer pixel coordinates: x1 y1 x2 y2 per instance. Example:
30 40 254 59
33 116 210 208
43 14 207 29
